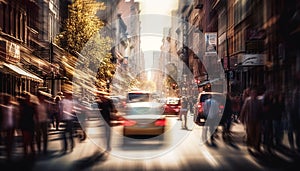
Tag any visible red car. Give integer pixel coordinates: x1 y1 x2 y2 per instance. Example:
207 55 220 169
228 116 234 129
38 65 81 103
163 97 181 115
193 92 225 123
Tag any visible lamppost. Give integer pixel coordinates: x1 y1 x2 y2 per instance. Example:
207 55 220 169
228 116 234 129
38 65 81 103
225 0 230 93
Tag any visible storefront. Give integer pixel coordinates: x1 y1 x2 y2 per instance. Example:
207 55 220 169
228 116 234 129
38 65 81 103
0 62 43 96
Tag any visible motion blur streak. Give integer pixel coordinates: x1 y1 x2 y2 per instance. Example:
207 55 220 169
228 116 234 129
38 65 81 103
245 155 264 170
199 146 219 168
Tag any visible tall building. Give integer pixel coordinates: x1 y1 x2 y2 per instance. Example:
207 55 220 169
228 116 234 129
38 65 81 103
0 0 46 96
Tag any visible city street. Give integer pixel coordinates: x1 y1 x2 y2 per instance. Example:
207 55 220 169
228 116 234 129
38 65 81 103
1 113 299 171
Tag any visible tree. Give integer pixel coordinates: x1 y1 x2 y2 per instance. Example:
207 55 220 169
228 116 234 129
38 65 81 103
55 0 105 55
55 0 117 92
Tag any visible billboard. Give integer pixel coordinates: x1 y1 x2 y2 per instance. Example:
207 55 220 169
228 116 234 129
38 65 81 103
205 32 217 55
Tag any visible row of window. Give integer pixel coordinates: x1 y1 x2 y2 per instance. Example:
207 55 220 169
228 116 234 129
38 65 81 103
0 2 26 42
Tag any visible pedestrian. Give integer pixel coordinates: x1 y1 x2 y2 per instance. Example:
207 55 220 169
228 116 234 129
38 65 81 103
60 91 76 153
180 97 188 129
202 94 220 146
291 75 300 153
188 97 194 114
0 94 16 160
19 92 36 158
52 96 61 130
231 95 241 123
261 89 274 152
96 90 117 152
240 86 263 153
221 93 232 141
272 92 284 147
35 93 49 154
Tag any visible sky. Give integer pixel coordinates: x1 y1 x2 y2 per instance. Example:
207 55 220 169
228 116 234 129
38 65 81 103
136 0 178 52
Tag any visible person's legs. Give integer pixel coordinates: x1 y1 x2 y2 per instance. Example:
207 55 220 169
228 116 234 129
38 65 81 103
29 131 35 155
42 122 48 153
105 125 111 151
61 121 68 152
35 126 41 153
5 129 14 160
55 114 60 130
22 130 29 156
182 112 187 129
288 122 295 150
209 124 218 145
202 126 208 144
67 120 74 150
273 120 283 146
178 111 182 120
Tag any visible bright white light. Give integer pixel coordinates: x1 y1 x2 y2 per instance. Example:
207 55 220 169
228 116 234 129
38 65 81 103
140 36 162 51
147 70 152 80
136 0 178 52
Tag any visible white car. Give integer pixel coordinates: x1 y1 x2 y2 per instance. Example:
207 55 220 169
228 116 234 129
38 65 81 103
123 91 166 142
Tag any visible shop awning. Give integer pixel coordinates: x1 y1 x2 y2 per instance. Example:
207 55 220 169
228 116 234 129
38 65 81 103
1 63 43 83
198 78 223 87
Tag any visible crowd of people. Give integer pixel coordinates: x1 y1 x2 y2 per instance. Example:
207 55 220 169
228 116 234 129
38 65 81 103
0 90 116 161
202 84 300 154
0 91 81 160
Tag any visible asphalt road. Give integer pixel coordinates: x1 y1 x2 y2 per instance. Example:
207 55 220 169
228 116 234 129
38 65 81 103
1 113 300 171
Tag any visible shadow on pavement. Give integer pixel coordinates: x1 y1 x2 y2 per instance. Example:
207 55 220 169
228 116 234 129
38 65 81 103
0 157 35 171
248 145 300 170
71 151 108 171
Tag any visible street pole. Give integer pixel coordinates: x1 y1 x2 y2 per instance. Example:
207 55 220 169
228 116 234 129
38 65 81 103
225 1 230 93
50 37 55 96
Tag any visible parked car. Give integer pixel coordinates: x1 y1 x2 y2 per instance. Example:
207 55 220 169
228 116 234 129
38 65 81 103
193 91 225 124
122 91 166 142
163 97 181 115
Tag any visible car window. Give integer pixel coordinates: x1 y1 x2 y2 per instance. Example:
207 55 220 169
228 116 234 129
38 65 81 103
166 98 180 105
199 94 224 103
128 93 150 102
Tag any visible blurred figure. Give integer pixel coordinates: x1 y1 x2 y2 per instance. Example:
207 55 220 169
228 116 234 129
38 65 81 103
272 92 285 147
60 91 76 153
52 96 61 130
261 90 274 152
291 74 300 152
35 93 49 154
221 93 232 141
96 91 117 152
180 97 188 129
202 94 220 146
0 94 16 160
188 97 194 114
19 93 36 158
231 95 241 123
240 86 263 153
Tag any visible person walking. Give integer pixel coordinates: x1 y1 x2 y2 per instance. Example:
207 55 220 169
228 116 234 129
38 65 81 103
202 95 220 146
261 90 274 153
231 95 241 123
221 93 233 141
60 91 76 153
180 97 189 129
96 91 117 152
19 93 36 158
0 94 16 160
291 75 300 153
52 96 61 130
240 86 263 153
272 92 285 148
35 93 49 154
